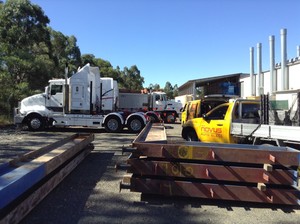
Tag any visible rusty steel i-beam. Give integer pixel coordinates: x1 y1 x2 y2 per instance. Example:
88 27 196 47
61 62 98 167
119 123 300 206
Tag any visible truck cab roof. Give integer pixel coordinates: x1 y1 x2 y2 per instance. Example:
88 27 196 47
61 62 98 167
49 79 66 85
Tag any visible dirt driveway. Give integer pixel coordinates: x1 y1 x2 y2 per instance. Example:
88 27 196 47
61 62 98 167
1 124 299 224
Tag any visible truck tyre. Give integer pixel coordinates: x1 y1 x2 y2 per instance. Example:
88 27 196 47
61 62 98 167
128 116 144 133
186 130 198 141
27 115 45 131
148 114 159 123
166 113 176 123
105 116 122 133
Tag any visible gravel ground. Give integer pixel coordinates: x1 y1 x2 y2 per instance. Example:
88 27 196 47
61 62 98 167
1 124 300 224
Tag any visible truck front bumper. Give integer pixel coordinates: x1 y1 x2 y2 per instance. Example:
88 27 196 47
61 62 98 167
14 108 25 125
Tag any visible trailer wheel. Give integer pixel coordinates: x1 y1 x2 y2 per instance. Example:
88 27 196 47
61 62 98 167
105 116 122 133
186 130 198 141
27 115 45 131
128 116 144 133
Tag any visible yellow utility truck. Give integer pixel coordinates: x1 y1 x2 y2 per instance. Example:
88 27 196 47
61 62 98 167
181 95 235 125
182 97 300 148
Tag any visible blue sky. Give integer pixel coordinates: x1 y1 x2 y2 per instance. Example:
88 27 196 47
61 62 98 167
30 0 300 88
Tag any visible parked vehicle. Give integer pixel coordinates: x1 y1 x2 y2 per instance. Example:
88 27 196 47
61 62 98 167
14 64 148 133
181 95 236 125
181 96 300 148
119 90 181 123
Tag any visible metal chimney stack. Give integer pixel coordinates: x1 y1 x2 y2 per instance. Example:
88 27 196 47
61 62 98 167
257 43 263 95
280 28 288 91
269 35 276 94
249 47 255 96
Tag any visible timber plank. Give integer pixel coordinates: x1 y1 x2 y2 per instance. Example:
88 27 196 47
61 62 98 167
0 147 91 224
0 133 94 210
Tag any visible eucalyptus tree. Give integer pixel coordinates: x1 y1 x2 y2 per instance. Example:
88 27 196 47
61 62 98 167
0 0 51 112
50 29 81 76
164 81 173 99
119 65 144 91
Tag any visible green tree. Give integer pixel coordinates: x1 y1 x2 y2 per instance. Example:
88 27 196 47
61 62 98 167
81 54 96 66
173 84 179 97
94 57 119 81
0 0 51 112
81 55 121 82
119 65 144 91
148 83 161 91
50 29 81 75
164 81 173 99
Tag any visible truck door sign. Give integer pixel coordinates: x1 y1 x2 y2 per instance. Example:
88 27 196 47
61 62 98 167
201 126 222 138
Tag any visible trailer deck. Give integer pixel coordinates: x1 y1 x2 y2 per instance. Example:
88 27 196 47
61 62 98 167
231 122 300 143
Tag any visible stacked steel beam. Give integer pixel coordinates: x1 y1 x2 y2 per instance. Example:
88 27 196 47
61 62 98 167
0 133 94 224
119 124 300 205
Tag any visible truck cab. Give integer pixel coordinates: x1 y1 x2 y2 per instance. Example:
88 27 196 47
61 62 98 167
150 92 167 111
181 95 236 125
45 79 65 112
150 92 181 123
181 99 260 143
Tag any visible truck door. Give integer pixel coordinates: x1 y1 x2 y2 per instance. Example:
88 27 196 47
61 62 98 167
152 93 166 111
197 104 231 143
181 102 190 125
46 84 63 112
187 101 200 120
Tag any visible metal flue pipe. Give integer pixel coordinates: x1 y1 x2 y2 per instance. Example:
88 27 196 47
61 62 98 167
269 35 276 94
297 45 300 57
257 43 263 95
280 28 288 90
249 47 255 96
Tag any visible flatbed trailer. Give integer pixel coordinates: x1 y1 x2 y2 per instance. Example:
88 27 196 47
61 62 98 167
230 93 300 148
231 122 300 146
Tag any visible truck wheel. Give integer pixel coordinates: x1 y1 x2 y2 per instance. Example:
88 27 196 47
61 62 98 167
128 116 144 133
166 113 176 123
105 116 122 133
148 114 159 123
186 130 198 141
27 115 45 131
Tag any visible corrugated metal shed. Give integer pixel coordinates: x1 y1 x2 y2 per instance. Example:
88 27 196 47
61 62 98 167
178 73 249 99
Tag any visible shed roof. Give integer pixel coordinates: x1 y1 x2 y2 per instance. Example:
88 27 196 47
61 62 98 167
178 73 249 90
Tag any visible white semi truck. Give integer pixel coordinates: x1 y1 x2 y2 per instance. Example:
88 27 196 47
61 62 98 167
118 91 182 123
14 64 149 133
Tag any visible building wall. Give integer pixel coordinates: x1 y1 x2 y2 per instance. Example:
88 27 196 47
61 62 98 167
179 83 195 95
178 60 300 99
241 60 300 98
